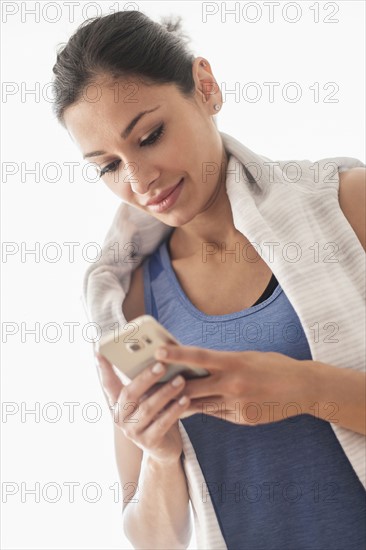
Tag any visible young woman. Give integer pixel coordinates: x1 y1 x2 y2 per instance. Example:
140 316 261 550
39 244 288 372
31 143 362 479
52 10 366 550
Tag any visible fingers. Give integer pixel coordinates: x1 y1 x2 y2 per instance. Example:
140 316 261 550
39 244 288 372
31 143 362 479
184 396 224 413
118 364 187 429
154 344 230 371
142 394 191 442
119 361 172 407
183 374 222 400
95 353 123 406
115 364 191 446
96 354 191 438
131 374 189 433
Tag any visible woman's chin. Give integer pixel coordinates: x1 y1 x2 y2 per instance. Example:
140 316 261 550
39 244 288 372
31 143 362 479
158 209 196 228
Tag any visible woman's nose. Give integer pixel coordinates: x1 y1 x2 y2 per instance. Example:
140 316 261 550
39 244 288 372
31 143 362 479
125 162 158 195
130 176 150 195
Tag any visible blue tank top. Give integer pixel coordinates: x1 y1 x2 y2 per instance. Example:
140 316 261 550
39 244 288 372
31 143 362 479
142 237 366 550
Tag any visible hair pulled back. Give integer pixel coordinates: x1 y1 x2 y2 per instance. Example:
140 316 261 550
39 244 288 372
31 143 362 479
52 10 196 124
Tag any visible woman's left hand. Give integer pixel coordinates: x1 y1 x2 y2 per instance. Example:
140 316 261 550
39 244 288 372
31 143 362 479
154 344 319 426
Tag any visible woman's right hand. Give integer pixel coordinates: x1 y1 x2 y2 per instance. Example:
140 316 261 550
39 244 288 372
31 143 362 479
95 352 191 465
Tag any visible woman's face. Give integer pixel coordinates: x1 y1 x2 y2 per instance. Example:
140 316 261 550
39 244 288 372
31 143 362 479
63 58 227 227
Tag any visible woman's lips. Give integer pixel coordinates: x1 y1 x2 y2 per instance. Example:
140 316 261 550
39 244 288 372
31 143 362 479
146 178 183 205
146 178 185 213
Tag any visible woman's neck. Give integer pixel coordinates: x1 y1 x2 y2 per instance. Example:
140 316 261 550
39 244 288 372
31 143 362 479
168 151 250 263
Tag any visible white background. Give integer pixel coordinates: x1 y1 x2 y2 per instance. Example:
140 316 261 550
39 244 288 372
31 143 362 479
1 1 365 548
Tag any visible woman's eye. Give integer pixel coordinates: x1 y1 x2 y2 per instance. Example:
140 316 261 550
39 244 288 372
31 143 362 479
99 124 165 177
100 160 121 177
140 123 165 147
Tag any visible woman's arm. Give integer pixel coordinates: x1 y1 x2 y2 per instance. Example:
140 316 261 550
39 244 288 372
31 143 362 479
154 345 366 435
301 359 366 436
122 450 192 550
107 265 192 549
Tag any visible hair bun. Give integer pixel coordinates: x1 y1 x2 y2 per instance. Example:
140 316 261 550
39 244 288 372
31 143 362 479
160 14 182 33
159 14 191 46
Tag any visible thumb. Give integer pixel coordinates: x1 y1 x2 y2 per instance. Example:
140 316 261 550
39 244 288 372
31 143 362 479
95 353 124 407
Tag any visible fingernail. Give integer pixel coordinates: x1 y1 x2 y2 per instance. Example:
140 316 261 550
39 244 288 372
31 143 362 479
171 375 184 387
155 347 168 360
152 362 164 374
178 395 189 406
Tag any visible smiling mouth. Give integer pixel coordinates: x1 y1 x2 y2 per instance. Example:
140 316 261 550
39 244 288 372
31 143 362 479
144 177 185 213
145 178 184 206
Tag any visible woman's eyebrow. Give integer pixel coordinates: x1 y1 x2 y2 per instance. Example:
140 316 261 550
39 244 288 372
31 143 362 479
83 105 161 159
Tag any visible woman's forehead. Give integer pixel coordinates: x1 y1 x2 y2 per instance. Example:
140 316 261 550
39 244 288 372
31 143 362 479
65 80 181 126
63 82 184 152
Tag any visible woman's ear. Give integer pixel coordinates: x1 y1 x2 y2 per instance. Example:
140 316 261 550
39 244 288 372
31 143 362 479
191 56 222 112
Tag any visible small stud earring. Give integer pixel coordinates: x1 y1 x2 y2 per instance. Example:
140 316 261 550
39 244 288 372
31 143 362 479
213 104 221 111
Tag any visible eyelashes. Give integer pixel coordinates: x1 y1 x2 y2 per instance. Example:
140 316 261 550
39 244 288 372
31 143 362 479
141 123 165 147
99 123 165 177
100 159 120 176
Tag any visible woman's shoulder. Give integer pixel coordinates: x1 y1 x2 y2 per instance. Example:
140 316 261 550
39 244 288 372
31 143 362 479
122 264 146 322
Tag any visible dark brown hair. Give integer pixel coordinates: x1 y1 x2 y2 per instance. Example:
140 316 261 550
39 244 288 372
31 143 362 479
52 10 195 125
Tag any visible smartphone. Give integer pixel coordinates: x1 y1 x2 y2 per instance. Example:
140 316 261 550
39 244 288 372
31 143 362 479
97 315 210 384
